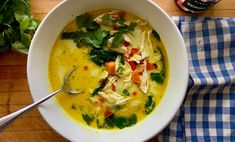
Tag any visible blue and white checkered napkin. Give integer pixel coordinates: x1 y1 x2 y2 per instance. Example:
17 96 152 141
158 17 235 142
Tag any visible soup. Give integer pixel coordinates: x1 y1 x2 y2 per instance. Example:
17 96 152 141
49 9 168 129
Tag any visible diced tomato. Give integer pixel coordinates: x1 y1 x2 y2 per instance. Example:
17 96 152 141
83 66 88 71
112 84 116 91
124 41 130 47
105 61 116 75
147 63 157 71
132 69 141 84
128 61 137 71
129 48 139 57
132 91 137 96
104 107 112 117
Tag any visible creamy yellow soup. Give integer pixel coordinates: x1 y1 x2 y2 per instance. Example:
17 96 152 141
49 9 168 129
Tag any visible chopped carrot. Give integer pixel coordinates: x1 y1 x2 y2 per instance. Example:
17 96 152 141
105 61 116 74
132 69 141 84
147 63 157 71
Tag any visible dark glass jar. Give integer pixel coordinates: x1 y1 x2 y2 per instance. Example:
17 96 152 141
175 0 221 13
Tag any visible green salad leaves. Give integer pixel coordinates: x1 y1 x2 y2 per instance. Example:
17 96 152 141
0 0 40 54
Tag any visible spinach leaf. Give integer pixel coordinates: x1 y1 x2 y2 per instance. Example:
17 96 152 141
63 28 109 48
62 31 81 39
111 33 124 47
101 14 126 26
82 114 94 125
84 28 109 48
90 48 119 66
76 13 93 29
150 47 166 84
101 14 114 25
119 54 125 65
62 30 85 48
117 16 125 25
122 89 130 96
152 30 161 41
150 72 164 84
76 13 99 30
119 22 137 33
91 86 103 96
103 114 137 129
145 96 155 114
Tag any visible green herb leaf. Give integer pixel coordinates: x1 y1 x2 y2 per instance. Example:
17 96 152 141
0 0 40 54
84 28 109 48
76 13 99 30
101 14 126 26
145 96 155 114
128 22 138 31
103 114 137 129
117 16 125 25
82 114 94 125
11 41 28 54
76 13 92 29
150 47 165 84
91 86 103 96
122 89 130 96
0 33 5 46
62 30 85 48
150 72 164 84
90 48 119 66
20 32 31 47
119 54 125 65
119 22 137 33
15 13 31 30
101 14 114 25
111 33 124 48
152 30 161 41
62 31 79 39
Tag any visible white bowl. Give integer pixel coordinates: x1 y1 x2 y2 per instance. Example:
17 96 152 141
27 0 188 141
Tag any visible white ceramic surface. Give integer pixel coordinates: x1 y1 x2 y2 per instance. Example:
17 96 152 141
27 0 188 141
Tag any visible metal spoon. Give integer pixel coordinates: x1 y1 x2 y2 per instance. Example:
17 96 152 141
0 66 82 132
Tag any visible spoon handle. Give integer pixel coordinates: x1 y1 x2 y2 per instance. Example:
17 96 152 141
0 89 61 132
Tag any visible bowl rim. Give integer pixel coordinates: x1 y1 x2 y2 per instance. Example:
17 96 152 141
27 0 189 141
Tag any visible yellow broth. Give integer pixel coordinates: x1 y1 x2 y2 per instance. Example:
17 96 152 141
49 9 168 129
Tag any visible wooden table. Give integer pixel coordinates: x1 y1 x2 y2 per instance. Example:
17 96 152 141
0 0 234 141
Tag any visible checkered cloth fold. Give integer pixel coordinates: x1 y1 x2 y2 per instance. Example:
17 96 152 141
158 17 235 142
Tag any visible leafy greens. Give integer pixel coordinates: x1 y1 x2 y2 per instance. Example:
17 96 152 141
0 0 40 54
61 12 138 66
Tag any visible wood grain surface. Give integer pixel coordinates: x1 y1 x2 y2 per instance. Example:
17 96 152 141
0 0 234 141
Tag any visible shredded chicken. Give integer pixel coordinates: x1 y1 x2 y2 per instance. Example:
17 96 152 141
98 90 131 105
139 60 149 93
